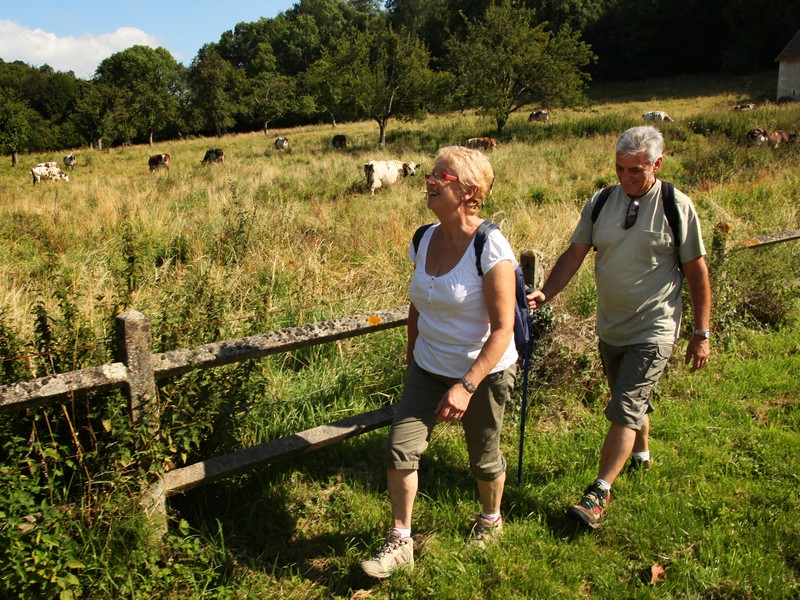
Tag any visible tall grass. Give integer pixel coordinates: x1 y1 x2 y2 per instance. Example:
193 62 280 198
1 71 799 597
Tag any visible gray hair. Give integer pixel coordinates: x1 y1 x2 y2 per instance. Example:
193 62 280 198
616 126 664 164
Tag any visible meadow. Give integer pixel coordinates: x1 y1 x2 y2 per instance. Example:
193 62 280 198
0 70 799 598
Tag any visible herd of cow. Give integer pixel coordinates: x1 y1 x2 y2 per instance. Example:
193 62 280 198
26 104 798 188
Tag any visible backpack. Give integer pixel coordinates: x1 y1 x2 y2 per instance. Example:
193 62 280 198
590 182 683 273
411 221 531 356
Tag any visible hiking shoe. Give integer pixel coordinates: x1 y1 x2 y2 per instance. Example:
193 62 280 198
469 515 503 549
360 529 414 579
567 483 609 529
626 456 651 474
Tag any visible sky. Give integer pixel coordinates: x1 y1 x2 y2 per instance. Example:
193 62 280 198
0 1 297 79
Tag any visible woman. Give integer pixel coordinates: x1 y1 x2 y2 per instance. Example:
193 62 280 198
361 146 519 579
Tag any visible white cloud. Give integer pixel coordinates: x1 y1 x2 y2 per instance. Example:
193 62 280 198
0 20 174 79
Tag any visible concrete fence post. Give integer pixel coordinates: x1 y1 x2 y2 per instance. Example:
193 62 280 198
114 309 157 430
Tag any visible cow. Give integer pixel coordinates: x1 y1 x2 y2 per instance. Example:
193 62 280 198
464 137 497 151
746 128 797 148
528 110 550 123
364 160 419 195
31 162 69 185
732 103 756 111
642 111 673 122
63 154 77 170
149 153 170 172
201 148 224 165
332 134 347 150
274 137 289 151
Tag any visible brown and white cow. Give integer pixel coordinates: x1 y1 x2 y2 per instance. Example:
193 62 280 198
63 154 77 170
465 137 497 151
364 160 419 195
732 103 756 111
201 148 224 164
31 162 69 185
149 153 171 172
332 134 347 150
746 128 797 148
274 137 289 151
528 110 549 123
642 111 673 122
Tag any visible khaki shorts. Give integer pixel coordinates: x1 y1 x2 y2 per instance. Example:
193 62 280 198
386 361 517 481
599 340 673 429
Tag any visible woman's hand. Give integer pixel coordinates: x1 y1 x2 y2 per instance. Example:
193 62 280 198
435 384 473 422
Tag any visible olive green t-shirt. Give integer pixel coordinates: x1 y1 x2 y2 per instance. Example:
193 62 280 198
570 180 706 346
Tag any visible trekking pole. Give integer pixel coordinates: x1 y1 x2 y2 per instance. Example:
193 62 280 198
517 251 541 486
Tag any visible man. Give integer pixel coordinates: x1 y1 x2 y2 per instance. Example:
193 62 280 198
527 125 711 529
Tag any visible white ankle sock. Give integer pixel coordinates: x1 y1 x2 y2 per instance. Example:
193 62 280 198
393 527 411 539
595 478 611 491
480 512 501 522
632 451 650 461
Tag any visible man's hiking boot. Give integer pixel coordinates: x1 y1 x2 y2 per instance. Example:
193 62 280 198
468 515 503 549
567 482 609 529
626 455 651 474
360 529 414 579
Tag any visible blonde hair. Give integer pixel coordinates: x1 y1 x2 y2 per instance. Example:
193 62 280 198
436 146 494 212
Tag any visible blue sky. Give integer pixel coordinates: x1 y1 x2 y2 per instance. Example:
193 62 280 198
0 1 296 79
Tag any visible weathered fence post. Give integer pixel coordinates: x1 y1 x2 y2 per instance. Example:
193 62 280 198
115 309 157 429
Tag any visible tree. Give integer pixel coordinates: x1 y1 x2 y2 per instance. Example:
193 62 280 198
187 45 241 136
446 1 595 133
312 26 436 147
0 92 35 166
95 46 186 146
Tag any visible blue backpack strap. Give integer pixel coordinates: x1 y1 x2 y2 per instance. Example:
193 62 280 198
473 220 498 276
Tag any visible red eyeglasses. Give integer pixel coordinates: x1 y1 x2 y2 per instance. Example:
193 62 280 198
426 171 459 182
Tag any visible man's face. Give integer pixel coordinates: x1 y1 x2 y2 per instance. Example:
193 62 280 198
615 151 662 197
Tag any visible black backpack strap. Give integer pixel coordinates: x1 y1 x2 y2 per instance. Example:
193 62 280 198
591 184 617 223
412 223 435 255
660 182 681 248
473 221 499 276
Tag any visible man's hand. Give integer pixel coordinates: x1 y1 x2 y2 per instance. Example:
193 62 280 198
526 289 546 312
685 336 710 372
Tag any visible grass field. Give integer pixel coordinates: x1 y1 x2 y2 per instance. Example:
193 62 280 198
0 70 799 598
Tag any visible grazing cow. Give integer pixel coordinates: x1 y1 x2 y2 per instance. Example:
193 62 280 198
332 134 347 150
31 162 69 185
149 153 170 172
732 103 756 111
642 111 673 122
364 160 419 195
274 137 289 151
63 154 77 170
746 128 797 148
528 110 550 123
201 148 224 164
464 137 497 151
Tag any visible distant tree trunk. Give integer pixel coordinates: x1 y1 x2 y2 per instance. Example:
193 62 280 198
264 120 270 134
11 151 18 167
97 137 103 151
149 130 154 147
329 111 337 127
377 118 389 149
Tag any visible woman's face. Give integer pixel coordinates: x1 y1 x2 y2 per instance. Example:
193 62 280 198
425 158 465 213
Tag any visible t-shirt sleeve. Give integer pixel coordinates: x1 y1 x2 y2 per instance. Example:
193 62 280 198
570 195 597 246
480 229 519 274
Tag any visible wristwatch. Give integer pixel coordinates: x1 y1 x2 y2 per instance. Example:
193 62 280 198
460 376 476 394
694 329 711 339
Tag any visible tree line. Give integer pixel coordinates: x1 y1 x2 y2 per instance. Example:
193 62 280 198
1 0 798 160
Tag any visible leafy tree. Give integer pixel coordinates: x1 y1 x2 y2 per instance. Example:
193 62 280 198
446 1 595 133
311 26 436 147
0 92 36 166
187 45 241 136
95 46 187 146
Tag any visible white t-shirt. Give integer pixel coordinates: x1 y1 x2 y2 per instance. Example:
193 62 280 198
408 223 519 378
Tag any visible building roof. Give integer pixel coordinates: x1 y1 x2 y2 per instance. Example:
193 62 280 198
777 28 800 61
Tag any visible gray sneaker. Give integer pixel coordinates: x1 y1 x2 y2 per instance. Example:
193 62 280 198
360 529 414 579
468 515 503 549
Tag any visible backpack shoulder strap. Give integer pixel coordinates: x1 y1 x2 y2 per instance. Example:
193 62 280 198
473 221 499 276
412 223 434 254
591 184 617 223
660 182 681 248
